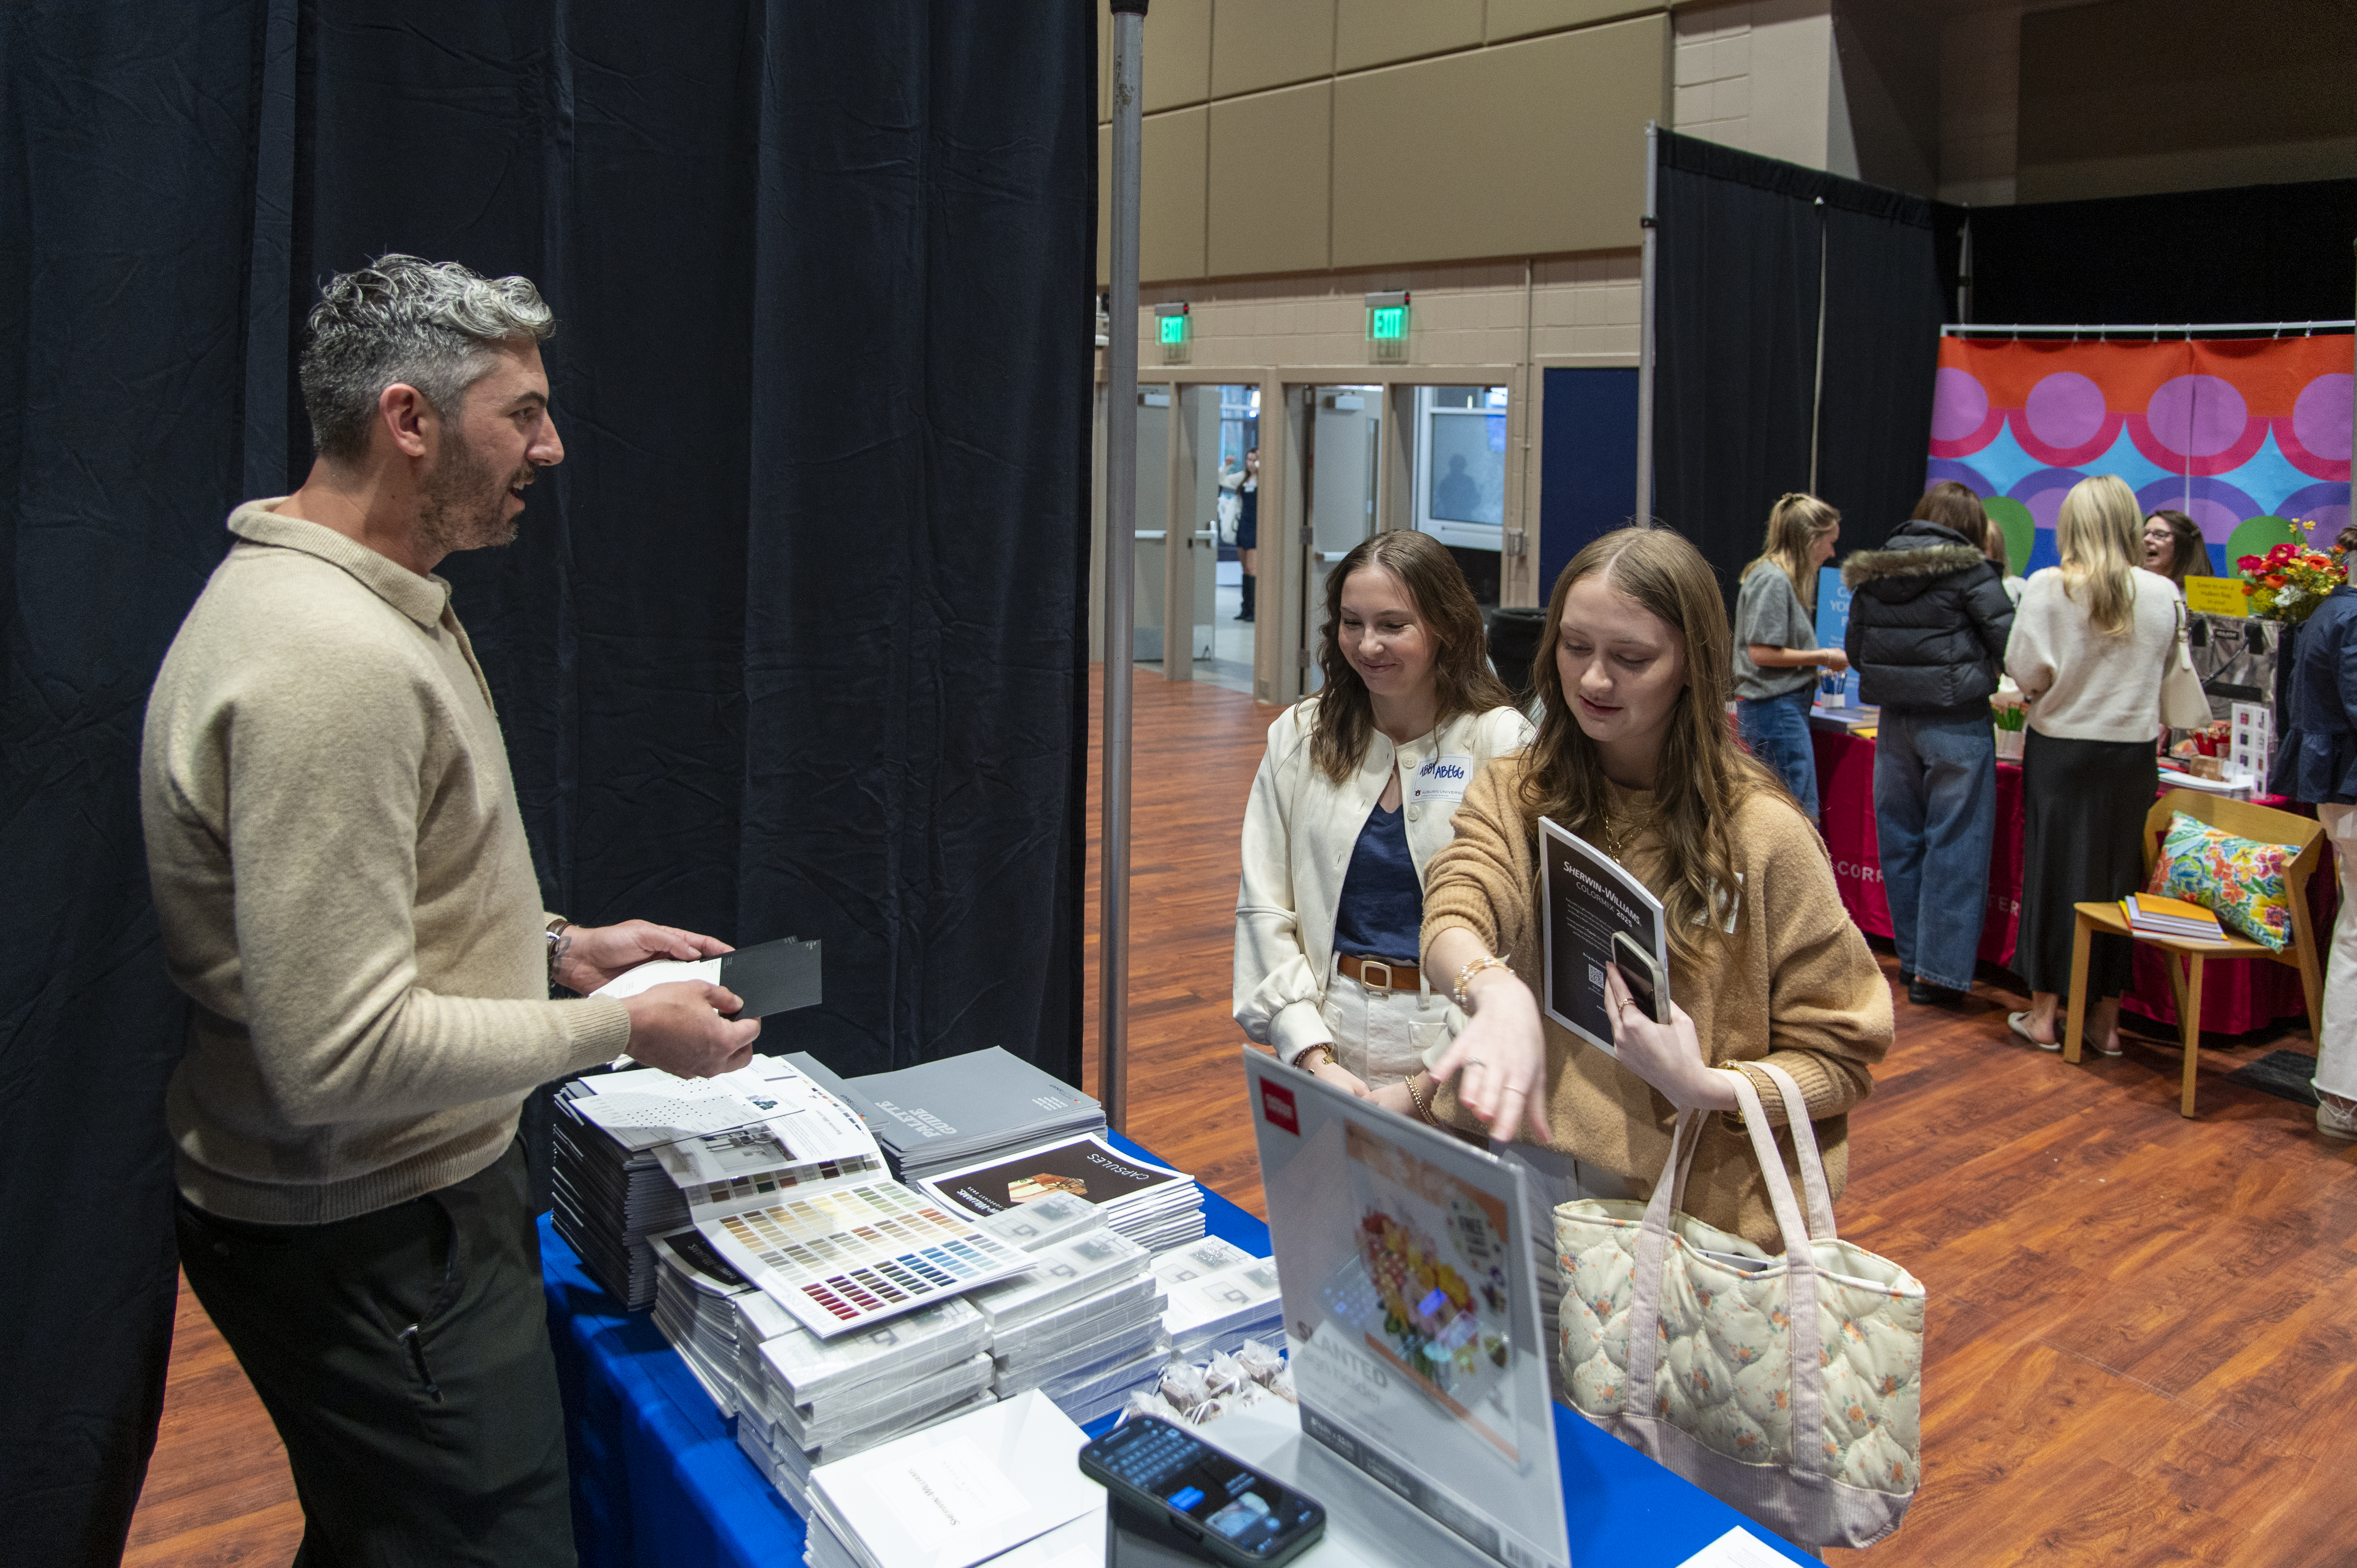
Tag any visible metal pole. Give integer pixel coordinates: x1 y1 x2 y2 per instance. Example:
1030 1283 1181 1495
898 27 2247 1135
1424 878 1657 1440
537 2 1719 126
1808 196 1827 496
1100 0 1146 1132
1634 122 1658 525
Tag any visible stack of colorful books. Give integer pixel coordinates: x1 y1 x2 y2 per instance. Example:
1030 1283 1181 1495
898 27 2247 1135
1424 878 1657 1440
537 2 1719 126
2120 892 2226 943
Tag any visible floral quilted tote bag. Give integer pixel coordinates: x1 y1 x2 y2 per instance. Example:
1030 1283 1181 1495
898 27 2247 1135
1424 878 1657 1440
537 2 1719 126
1553 1062 1925 1551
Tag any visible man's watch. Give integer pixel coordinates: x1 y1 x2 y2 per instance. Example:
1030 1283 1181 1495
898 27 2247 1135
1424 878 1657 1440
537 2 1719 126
545 917 572 988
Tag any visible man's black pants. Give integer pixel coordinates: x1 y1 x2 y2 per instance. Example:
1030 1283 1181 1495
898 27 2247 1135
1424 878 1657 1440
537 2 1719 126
176 1139 576 1568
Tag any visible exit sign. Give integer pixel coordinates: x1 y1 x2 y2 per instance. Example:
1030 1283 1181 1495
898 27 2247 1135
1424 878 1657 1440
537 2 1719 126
1159 314 1186 344
1368 306 1406 340
1364 291 1409 362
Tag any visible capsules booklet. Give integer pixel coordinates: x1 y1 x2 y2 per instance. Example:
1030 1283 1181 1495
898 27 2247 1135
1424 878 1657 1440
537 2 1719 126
567 1056 1035 1337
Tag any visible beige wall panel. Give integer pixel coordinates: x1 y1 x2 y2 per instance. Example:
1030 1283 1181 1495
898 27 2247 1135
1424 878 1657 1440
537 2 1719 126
1210 0 1336 97
1206 83 1333 277
1336 0 1482 72
1488 0 1668 45
1096 111 1212 286
1143 108 1209 283
1143 0 1214 111
1332 18 1667 267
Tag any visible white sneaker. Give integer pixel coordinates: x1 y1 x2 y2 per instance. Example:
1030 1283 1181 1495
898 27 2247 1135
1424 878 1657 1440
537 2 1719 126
2320 1096 2357 1141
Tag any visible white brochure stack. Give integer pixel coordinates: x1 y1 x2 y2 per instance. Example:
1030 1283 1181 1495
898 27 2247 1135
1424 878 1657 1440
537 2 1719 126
963 1192 1173 1424
734 1291 997 1512
917 1133 1205 1255
1153 1236 1285 1360
802 1390 1105 1568
648 1229 760 1414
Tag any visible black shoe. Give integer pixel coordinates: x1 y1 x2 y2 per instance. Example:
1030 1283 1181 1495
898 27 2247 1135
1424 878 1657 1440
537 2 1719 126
1907 979 1965 1008
1235 611 1253 622
1898 969 1914 986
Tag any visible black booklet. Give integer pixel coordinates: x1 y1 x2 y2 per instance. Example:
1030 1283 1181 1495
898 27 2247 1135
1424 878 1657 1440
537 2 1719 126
590 936 822 1019
1536 817 1669 1058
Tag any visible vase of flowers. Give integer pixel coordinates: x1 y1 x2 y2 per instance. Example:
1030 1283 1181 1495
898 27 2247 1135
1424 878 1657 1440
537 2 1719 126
2233 523 2345 623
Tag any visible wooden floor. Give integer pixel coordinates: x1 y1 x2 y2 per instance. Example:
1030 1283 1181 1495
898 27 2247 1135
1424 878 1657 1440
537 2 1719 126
128 670 2357 1566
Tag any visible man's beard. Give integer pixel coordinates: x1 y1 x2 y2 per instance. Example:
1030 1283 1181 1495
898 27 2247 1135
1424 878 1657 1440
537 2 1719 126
417 429 526 559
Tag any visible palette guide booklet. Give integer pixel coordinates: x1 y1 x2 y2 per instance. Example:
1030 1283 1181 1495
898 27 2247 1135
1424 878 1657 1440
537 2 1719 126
828 1046 1108 1181
559 1055 1035 1338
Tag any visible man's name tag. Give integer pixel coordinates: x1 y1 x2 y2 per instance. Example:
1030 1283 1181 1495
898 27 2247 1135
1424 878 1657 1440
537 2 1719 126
1409 753 1476 804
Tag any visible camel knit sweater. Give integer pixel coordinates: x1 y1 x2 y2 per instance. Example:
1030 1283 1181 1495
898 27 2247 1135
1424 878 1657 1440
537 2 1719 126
141 500 631 1224
1420 758 1892 1250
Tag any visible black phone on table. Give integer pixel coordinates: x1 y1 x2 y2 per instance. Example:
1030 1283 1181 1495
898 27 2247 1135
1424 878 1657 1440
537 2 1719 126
1079 1415 1326 1568
1609 931 1668 1025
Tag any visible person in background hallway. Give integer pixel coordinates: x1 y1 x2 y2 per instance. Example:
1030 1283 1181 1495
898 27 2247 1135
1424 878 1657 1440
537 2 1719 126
1370 525 1889 1406
140 256 760 1566
2266 523 2357 1140
1842 480 2015 1008
1235 530 1528 1099
1730 493 1848 822
2144 508 2210 592
1224 445 1260 621
1983 510 2028 605
2003 474 2180 1055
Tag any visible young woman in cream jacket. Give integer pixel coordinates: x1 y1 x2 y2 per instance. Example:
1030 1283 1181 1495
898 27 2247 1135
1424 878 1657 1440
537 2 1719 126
1234 531 1530 1098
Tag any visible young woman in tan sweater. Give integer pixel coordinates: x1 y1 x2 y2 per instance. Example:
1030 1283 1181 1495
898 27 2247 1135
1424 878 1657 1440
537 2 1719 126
1370 526 1892 1261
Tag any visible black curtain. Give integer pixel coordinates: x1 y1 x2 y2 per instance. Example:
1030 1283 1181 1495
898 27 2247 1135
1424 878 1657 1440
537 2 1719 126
1653 132 1949 602
1969 178 2357 327
0 3 1096 1563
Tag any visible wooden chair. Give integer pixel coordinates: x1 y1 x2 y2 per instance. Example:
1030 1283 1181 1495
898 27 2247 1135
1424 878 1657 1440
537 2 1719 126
2065 789 2327 1117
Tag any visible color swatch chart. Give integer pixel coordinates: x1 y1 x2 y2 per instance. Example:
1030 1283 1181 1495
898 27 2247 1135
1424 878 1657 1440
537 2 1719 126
698 1180 1035 1336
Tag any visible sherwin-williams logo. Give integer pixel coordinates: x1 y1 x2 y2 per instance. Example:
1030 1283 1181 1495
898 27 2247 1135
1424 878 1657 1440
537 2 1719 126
1260 1080 1299 1135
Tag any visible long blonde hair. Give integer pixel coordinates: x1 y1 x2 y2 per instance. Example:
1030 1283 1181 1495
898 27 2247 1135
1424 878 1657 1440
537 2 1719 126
1739 493 1839 613
2056 475 2142 636
1524 528 1775 967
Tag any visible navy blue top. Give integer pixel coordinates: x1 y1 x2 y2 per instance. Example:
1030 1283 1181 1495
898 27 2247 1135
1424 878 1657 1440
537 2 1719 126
2270 584 2357 803
1332 803 1422 963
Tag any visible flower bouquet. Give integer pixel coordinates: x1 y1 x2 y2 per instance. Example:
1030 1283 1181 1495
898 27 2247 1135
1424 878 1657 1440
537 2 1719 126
2234 524 2345 622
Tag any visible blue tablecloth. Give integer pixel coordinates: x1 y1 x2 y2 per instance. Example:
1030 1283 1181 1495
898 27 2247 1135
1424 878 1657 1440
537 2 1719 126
544 1131 1814 1568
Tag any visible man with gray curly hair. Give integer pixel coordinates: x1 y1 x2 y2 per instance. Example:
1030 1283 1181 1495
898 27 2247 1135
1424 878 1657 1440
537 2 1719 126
140 255 756 1563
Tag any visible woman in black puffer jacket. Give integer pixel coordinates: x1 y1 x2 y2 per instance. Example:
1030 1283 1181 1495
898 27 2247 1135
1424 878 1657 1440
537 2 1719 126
1842 481 2016 1008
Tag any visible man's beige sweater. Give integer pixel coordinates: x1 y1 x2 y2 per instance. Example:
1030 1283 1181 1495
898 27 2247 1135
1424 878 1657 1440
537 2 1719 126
1421 759 1892 1251
141 500 631 1224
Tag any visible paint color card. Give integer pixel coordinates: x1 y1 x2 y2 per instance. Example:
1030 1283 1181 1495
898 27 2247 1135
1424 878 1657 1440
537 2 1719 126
698 1180 1036 1338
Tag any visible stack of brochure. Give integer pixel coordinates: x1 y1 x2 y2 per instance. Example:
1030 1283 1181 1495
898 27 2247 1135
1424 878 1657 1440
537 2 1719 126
804 1390 1106 1568
735 1291 998 1510
917 1133 1205 1255
1154 1236 1285 1358
648 1228 759 1413
550 1054 890 1310
804 1048 1106 1185
968 1213 1170 1422
2120 892 2226 942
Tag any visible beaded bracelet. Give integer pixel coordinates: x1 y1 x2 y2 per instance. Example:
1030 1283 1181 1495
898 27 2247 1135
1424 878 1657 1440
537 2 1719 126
1451 955 1513 1008
1291 1043 1337 1074
1402 1072 1441 1127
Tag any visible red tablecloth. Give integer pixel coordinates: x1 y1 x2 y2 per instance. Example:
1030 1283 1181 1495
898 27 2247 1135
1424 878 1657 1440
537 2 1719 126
1811 726 2323 1036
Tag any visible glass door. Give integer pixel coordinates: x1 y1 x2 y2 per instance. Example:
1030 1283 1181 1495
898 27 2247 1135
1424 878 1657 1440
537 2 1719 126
1302 385 1384 692
1411 385 1510 607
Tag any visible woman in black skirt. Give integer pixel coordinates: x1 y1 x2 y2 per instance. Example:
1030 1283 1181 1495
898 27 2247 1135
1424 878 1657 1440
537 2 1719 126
2002 475 2183 1054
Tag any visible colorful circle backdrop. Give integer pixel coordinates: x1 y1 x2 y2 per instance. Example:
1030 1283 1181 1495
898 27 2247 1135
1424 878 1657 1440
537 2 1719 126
1927 336 2352 576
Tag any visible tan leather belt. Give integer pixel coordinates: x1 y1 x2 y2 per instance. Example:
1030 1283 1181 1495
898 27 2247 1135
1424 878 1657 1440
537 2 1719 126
1338 954 1421 992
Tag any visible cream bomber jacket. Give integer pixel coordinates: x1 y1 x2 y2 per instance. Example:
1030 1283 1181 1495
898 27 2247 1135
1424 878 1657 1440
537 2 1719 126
1233 698 1532 1061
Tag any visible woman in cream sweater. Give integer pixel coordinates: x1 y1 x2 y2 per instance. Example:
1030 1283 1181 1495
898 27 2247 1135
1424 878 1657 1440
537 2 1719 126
1234 530 1530 1097
2003 474 2181 1054
1370 526 1891 1263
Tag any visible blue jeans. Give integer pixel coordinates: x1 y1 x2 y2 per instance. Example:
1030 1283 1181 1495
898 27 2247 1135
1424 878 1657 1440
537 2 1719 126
1874 710 1997 992
1738 686 1819 819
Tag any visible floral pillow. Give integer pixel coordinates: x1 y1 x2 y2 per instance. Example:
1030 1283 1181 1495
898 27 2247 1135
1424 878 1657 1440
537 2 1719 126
2147 811 2297 951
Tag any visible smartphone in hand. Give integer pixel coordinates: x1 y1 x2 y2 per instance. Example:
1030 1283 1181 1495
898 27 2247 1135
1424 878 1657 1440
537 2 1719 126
1609 931 1669 1026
